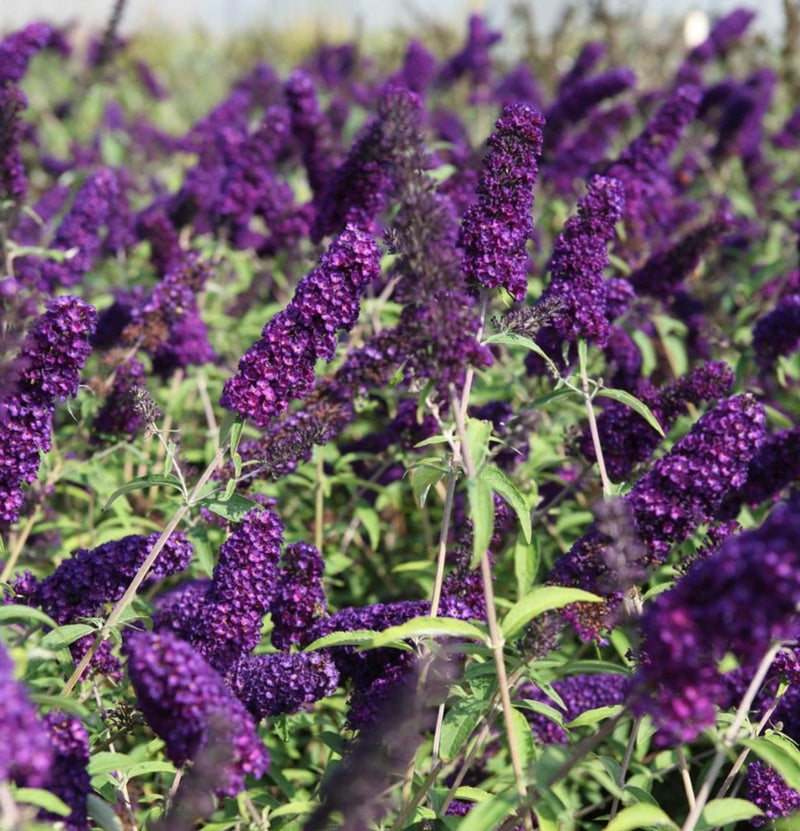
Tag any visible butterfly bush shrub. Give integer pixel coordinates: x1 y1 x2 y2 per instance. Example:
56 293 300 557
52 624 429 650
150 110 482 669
2 6 800 830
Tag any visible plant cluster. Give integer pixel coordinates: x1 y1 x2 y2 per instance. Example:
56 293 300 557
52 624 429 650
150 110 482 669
3 5 800 830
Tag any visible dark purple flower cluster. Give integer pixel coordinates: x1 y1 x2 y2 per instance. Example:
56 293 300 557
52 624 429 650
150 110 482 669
557 41 606 93
719 426 800 518
195 507 284 672
631 497 800 744
543 68 636 152
518 673 629 744
389 39 437 95
626 393 765 564
0 22 52 84
311 86 422 241
675 8 755 85
436 14 501 97
17 168 121 291
221 225 381 427
0 85 28 215
26 531 193 626
545 101 634 197
535 175 625 347
0 643 53 787
581 361 735 481
285 70 338 198
125 629 269 797
773 106 800 149
551 394 765 638
752 294 800 370
606 85 700 247
226 651 340 720
270 541 327 650
458 102 544 301
91 357 148 441
42 711 91 831
629 211 732 301
0 296 96 525
152 578 212 636
746 762 800 826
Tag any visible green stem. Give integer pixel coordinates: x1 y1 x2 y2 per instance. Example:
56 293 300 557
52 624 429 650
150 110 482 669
577 339 612 498
450 393 533 831
60 443 228 696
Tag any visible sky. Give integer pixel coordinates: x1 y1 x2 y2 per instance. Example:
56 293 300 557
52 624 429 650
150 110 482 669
0 0 785 38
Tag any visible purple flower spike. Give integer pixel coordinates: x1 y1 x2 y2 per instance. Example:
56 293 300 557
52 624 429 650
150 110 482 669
41 712 91 831
550 394 765 639
125 630 269 797
16 168 120 291
221 225 381 427
0 22 52 84
32 531 193 626
0 643 53 787
227 652 340 720
196 507 284 672
458 102 545 301
518 673 629 744
747 761 800 826
0 296 96 525
0 85 28 215
631 497 800 745
270 541 327 650
311 87 422 241
752 294 800 371
537 175 625 346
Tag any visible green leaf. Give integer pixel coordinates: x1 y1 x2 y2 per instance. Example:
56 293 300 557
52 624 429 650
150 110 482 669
483 331 560 376
87 794 125 831
219 411 246 456
439 699 487 762
452 786 491 803
409 462 448 508
528 387 577 410
515 535 538 598
467 477 494 568
457 788 520 831
196 493 261 522
366 617 489 649
501 586 603 641
0 604 58 629
595 389 665 437
41 623 96 650
742 734 800 792
125 761 177 779
695 798 763 830
465 418 492 471
13 788 71 816
602 803 679 830
355 505 381 549
566 704 623 729
303 630 381 652
269 801 317 819
414 435 452 448
480 464 531 543
103 474 184 510
509 705 535 771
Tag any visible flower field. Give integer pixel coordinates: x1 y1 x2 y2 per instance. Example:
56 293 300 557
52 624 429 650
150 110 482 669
3 5 800 829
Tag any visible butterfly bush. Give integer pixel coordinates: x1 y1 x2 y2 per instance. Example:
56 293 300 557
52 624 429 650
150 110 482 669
42 712 91 831
0 643 52 787
631 497 800 744
458 102 544 301
5 9 800 828
221 224 381 427
551 393 766 637
125 630 269 797
0 296 96 525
